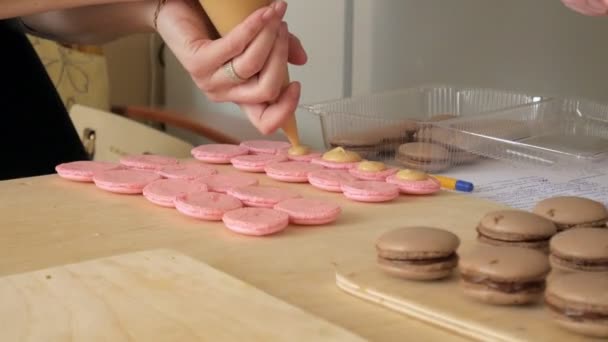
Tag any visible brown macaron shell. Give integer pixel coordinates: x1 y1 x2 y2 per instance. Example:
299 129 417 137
545 272 608 338
533 196 608 231
396 142 450 172
376 227 460 280
476 210 557 252
549 228 608 273
458 245 550 305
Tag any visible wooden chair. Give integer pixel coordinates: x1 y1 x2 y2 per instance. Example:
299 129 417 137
69 105 194 162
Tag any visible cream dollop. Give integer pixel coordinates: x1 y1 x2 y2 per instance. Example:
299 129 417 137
287 145 311 156
322 147 362 163
396 169 428 181
357 160 387 172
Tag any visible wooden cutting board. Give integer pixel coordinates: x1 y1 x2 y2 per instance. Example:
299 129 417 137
0 249 363 342
335 251 602 341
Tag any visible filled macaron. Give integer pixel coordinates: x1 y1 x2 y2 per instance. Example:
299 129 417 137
545 272 608 338
476 210 557 252
385 169 441 195
395 142 450 173
375 227 460 280
458 245 550 305
311 147 362 169
348 160 398 181
549 228 608 273
533 196 607 231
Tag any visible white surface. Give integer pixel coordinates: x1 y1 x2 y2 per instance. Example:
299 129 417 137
444 160 608 210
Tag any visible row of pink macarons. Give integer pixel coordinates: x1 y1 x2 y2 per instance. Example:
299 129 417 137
54 153 343 237
191 141 441 202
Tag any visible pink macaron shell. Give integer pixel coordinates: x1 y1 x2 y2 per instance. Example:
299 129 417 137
191 144 249 164
175 191 243 221
93 169 162 194
274 198 342 225
227 185 301 208
55 161 122 182
202 173 259 193
157 162 217 180
230 154 288 173
311 158 359 170
341 180 400 203
386 174 441 195
348 167 398 181
142 178 208 207
264 161 324 183
119 154 179 171
307 169 359 192
240 140 291 154
222 207 289 236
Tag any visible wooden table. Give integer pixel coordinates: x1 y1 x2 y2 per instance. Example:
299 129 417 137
0 166 506 341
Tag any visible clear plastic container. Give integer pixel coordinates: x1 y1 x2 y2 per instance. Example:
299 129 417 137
300 84 549 167
430 98 608 170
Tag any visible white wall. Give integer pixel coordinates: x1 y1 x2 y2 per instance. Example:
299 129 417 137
353 0 608 102
164 0 349 149
165 0 608 149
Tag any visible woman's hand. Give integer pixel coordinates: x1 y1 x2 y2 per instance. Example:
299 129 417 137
562 0 608 16
156 0 307 134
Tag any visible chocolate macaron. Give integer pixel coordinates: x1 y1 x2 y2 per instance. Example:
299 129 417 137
458 246 550 305
545 272 608 338
549 228 608 273
533 196 607 231
376 227 460 280
476 210 557 252
396 142 450 172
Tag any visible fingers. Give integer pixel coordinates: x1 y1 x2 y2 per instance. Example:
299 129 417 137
208 14 281 90
288 33 308 65
232 10 283 79
562 0 608 15
213 22 290 104
586 0 608 14
241 81 301 135
184 5 273 79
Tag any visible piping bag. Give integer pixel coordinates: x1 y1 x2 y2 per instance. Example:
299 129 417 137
198 0 301 149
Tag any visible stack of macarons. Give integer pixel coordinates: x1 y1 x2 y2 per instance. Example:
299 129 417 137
373 195 607 338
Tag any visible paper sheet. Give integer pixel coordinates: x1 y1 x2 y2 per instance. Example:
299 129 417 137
443 160 608 210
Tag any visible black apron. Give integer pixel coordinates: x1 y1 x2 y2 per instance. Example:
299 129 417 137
0 19 87 180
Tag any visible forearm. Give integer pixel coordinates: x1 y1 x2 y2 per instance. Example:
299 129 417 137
0 0 144 19
21 1 156 44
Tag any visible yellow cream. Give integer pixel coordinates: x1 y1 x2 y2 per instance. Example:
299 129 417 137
322 147 362 163
287 145 310 156
396 169 428 181
357 160 386 172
